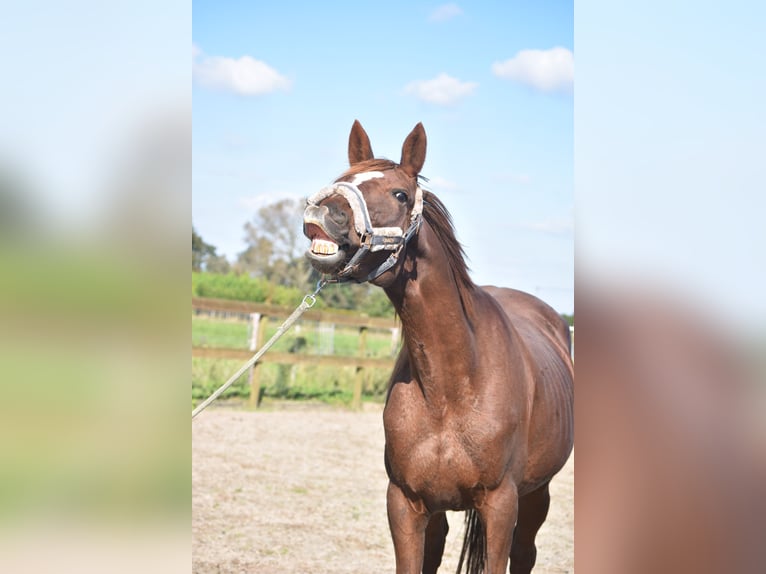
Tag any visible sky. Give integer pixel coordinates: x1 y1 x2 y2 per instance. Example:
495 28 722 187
1 0 189 227
192 1 574 314
576 1 766 331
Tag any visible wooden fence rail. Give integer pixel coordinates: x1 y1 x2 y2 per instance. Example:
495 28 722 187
192 296 397 329
192 297 398 409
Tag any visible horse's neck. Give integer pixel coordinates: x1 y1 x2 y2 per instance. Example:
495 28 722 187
385 226 478 405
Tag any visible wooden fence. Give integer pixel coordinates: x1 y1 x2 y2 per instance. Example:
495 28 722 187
192 297 398 409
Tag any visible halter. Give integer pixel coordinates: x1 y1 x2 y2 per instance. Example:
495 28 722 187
306 176 424 283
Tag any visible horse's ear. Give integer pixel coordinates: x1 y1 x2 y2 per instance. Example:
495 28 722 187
400 123 426 177
348 120 374 165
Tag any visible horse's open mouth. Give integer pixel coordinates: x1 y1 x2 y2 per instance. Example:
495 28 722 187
306 223 340 256
304 222 349 272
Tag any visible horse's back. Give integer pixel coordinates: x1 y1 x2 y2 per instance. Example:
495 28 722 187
482 286 571 355
482 285 574 490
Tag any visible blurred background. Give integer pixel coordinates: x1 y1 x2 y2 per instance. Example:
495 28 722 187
576 1 766 572
0 1 189 573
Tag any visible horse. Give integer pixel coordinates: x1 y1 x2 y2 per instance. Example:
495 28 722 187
302 120 573 574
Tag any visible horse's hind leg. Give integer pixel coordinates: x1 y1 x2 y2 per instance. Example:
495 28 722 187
509 482 551 574
422 512 449 574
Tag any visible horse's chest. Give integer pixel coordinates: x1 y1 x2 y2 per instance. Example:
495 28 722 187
384 410 503 510
387 432 477 508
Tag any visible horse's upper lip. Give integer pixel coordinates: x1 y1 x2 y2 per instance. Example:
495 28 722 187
304 222 334 242
304 209 356 246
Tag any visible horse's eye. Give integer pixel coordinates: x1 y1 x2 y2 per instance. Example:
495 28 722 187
392 190 408 204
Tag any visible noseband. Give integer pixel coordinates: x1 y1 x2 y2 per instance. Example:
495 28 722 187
306 176 423 283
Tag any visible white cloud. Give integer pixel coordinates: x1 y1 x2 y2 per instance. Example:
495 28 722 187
491 171 532 186
192 45 291 96
501 173 532 185
429 3 463 22
404 73 477 105
513 173 531 185
239 191 303 212
492 47 574 94
427 176 460 191
521 215 574 235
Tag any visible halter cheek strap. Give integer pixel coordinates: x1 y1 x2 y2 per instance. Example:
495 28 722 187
305 180 424 283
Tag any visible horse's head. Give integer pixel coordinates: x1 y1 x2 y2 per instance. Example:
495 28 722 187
303 120 426 284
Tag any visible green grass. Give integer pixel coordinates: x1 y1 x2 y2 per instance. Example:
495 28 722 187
192 357 252 402
191 358 393 406
191 314 400 406
192 315 397 357
192 317 250 348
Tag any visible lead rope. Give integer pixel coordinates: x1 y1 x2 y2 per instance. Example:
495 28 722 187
192 280 327 419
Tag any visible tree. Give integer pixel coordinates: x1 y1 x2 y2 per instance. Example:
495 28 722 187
192 226 229 273
237 198 310 287
205 253 231 274
0 167 38 240
317 282 395 317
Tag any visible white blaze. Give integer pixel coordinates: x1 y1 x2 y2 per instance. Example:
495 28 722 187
349 171 385 187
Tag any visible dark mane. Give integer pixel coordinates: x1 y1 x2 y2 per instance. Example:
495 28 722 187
421 190 476 296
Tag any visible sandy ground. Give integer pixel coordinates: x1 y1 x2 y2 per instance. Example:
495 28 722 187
192 404 573 573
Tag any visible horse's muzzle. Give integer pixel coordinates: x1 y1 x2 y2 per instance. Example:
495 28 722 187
303 204 355 274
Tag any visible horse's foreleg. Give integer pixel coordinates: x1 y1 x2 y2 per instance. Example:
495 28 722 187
510 482 550 574
423 512 449 574
478 478 519 574
387 481 429 574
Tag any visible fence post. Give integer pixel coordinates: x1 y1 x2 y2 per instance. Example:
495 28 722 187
247 313 267 408
569 325 574 362
390 326 400 355
352 326 368 410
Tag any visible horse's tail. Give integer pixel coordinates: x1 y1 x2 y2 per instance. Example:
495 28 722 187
456 509 486 574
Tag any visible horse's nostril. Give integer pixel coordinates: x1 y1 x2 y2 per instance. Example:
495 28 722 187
327 203 349 225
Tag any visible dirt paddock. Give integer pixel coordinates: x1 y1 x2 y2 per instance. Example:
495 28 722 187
192 404 573 573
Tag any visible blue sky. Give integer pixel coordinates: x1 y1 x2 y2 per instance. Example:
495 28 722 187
576 1 766 330
1 0 189 226
193 1 574 314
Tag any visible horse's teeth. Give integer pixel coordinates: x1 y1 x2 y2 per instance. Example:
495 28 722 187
311 238 338 255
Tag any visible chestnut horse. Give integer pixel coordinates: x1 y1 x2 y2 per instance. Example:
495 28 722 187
303 121 573 574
